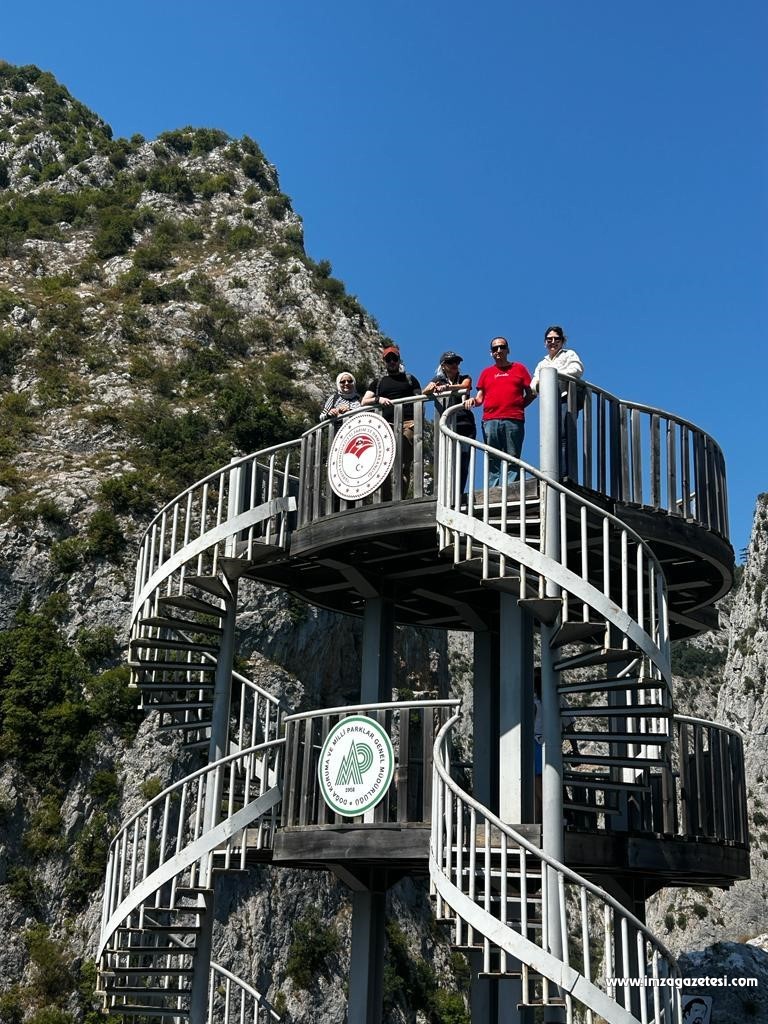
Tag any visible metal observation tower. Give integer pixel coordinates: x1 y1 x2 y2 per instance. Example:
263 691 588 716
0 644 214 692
96 367 748 1024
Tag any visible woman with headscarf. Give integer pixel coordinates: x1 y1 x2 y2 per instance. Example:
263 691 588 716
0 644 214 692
319 372 362 420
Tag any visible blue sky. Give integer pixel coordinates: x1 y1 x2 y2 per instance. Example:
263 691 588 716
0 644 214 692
3 1 766 557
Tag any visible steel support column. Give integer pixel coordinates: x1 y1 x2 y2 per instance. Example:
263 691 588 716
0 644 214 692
346 597 394 1022
499 594 535 824
539 368 566 1020
473 628 498 813
360 595 394 704
188 889 214 1024
348 888 386 1024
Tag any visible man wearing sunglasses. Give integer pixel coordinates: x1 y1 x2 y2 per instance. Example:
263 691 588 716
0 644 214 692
465 337 534 487
362 345 422 497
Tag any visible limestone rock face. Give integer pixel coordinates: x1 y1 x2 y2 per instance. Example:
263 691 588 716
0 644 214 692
648 494 768 961
678 937 768 1023
0 62 461 1022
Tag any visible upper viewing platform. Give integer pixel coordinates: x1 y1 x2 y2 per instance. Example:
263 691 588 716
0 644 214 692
131 372 734 642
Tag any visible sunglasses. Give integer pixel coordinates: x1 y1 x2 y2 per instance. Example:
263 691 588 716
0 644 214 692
491 346 508 353
384 355 400 363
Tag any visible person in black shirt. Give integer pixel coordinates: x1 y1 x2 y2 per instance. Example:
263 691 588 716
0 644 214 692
362 345 421 498
423 349 476 493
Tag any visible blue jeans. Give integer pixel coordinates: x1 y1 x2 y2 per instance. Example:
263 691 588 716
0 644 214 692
482 418 524 486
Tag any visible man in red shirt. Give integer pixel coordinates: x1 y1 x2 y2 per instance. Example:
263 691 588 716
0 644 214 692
465 336 534 487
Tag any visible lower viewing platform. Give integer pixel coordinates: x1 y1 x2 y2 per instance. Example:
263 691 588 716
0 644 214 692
236 701 749 892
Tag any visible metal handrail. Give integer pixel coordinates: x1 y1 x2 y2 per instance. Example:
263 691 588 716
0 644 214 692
209 962 282 1023
283 696 460 723
99 739 284 956
433 715 678 961
673 713 742 738
554 373 729 540
438 405 672 680
139 438 300 543
431 714 682 1023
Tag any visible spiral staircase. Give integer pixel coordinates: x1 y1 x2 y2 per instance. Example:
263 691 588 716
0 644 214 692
96 369 746 1024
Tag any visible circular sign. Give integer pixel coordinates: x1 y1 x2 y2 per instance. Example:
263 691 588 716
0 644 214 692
327 412 396 500
318 715 395 817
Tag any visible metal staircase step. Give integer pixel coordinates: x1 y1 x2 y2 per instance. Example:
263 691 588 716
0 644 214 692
138 615 223 635
517 597 562 624
185 574 231 600
227 540 286 565
550 621 605 648
563 801 620 816
182 737 211 750
554 647 638 671
130 905 204 919
564 753 665 768
566 705 671 719
120 924 202 934
107 986 191 996
558 676 646 696
130 661 217 673
155 720 212 735
563 773 651 793
107 966 195 977
104 943 193 954
130 637 219 655
480 574 522 594
157 594 226 617
569 730 670 744
105 1005 190 1019
139 681 215 693
147 701 213 714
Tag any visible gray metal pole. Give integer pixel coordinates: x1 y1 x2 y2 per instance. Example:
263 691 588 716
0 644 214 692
473 629 494 810
360 596 394 704
188 889 214 1024
538 367 566 991
346 598 394 1022
498 594 534 824
348 889 386 1024
200 576 238 887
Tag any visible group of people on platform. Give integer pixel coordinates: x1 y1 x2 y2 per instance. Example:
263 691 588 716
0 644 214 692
320 326 584 493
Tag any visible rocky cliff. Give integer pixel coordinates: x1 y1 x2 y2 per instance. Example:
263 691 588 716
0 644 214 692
0 62 467 1024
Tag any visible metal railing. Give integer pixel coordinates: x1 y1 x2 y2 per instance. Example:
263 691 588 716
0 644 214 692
438 406 672 680
133 441 301 616
559 375 729 540
281 699 459 827
296 395 436 527
99 739 284 957
209 963 281 1023
674 715 748 845
431 715 682 1024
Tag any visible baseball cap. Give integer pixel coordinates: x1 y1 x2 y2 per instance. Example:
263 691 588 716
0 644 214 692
381 345 401 360
440 350 463 363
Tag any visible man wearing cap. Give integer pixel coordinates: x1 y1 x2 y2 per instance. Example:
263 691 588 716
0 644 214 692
424 350 475 493
362 346 422 498
465 336 534 487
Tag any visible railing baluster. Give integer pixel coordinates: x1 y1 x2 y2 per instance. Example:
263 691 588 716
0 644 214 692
631 407 642 503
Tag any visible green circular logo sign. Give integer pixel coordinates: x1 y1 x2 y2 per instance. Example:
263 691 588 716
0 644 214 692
318 716 395 817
